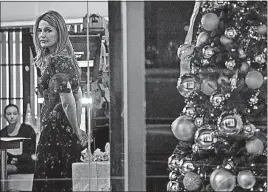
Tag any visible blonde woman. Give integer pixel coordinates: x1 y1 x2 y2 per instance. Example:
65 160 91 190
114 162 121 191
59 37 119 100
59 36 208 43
32 10 87 192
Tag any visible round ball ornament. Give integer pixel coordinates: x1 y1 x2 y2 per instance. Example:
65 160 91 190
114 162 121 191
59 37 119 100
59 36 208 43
183 102 197 118
183 172 202 191
194 116 204 127
245 70 264 89
168 154 181 172
193 125 218 154
196 32 209 47
171 115 197 142
217 111 243 136
201 77 218 96
201 13 220 31
169 171 178 181
202 45 214 59
246 138 264 155
210 168 236 192
242 123 256 138
210 92 227 108
237 170 256 189
177 74 201 98
254 54 266 64
225 27 238 39
178 156 196 175
167 181 180 192
225 59 236 70
257 24 267 35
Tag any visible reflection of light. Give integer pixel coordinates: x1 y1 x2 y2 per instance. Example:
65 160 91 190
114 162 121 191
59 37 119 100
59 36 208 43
81 97 92 104
38 98 44 103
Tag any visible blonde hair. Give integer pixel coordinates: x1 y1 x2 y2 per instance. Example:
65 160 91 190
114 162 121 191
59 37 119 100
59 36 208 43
33 10 80 75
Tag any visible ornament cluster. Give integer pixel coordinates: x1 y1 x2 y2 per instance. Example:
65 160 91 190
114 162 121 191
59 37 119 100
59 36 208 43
168 1 267 191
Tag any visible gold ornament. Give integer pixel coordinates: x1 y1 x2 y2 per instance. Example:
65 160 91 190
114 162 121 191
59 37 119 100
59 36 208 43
239 62 250 75
246 138 264 155
210 168 236 192
201 13 220 31
237 170 256 189
183 172 202 191
171 115 197 142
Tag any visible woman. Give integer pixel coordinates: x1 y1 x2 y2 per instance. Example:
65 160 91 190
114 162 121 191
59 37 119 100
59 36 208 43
32 10 88 192
0 104 36 174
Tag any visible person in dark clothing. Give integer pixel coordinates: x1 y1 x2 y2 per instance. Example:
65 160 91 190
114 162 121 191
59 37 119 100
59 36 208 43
0 104 36 174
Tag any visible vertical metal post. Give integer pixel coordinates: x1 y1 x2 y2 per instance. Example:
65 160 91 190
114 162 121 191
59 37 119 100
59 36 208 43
1 150 7 191
122 2 146 191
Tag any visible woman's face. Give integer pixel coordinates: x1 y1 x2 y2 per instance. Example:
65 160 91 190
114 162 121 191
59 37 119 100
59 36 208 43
37 20 58 52
5 106 19 124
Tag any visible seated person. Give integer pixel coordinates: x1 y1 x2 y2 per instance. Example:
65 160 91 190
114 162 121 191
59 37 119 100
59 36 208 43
0 104 36 174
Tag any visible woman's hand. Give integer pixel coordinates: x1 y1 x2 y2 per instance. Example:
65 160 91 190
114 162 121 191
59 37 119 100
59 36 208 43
77 129 88 148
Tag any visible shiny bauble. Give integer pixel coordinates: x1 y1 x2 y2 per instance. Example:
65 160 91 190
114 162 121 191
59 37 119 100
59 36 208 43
193 125 217 154
225 59 236 70
246 138 264 155
202 45 214 59
196 32 209 47
201 13 220 31
201 77 218 96
168 154 181 172
171 115 197 142
183 172 202 191
220 35 233 45
169 171 178 181
242 123 256 138
183 103 196 118
210 168 236 192
210 92 226 108
257 24 267 35
237 170 256 189
217 112 243 136
254 54 266 64
179 156 196 175
177 74 201 98
194 116 204 127
239 62 250 75
245 70 264 89
167 181 180 192
225 27 238 39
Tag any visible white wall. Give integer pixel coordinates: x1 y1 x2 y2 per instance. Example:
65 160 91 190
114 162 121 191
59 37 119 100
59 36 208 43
1 1 108 22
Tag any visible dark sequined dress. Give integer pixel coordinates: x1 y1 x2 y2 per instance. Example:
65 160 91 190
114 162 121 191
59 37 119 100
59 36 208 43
32 54 82 192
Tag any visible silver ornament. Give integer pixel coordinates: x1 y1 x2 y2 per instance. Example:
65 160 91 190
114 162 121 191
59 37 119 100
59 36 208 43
178 156 196 175
217 111 243 136
177 74 201 98
210 92 226 108
194 116 204 127
169 171 178 181
167 181 180 192
225 27 238 39
254 54 266 64
202 45 214 59
225 59 236 70
168 154 181 172
242 123 256 138
201 59 210 66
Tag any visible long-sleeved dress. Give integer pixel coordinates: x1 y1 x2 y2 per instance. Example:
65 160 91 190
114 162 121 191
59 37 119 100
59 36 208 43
0 123 36 173
32 54 82 192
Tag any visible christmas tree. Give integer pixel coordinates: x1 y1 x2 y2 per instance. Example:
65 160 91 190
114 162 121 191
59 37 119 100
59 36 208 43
168 1 267 191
